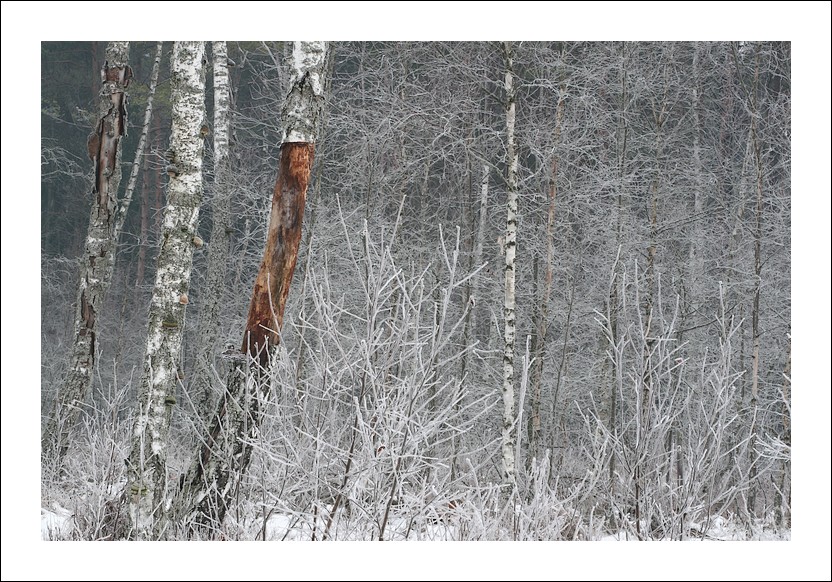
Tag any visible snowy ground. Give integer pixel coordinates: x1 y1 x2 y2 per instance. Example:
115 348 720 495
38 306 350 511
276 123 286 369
597 515 790 541
40 504 790 541
41 504 75 541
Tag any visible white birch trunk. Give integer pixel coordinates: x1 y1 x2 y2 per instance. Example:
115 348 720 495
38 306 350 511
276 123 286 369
115 41 163 239
501 42 518 488
125 41 206 539
283 41 328 143
192 41 233 422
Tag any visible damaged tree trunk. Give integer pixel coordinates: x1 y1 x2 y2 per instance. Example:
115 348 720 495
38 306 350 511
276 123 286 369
124 41 207 540
241 142 315 362
174 41 329 535
43 42 133 463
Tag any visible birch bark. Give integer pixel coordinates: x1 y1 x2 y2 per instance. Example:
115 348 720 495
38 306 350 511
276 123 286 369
501 42 518 489
125 41 206 539
191 41 234 423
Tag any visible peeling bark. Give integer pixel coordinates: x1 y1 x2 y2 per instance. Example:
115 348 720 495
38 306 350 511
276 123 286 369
44 42 132 463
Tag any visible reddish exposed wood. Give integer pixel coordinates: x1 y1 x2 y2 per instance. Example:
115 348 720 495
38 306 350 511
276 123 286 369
92 62 131 215
242 142 315 363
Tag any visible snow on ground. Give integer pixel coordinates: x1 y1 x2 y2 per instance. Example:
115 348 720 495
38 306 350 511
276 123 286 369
598 515 790 541
40 504 789 541
41 504 75 540
258 506 460 541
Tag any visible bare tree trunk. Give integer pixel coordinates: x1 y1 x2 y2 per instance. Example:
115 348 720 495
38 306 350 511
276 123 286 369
606 44 629 487
191 41 234 423
125 41 206 539
728 47 753 408
44 42 133 463
154 113 164 239
242 42 328 362
529 89 565 466
776 335 791 527
136 153 150 288
473 164 490 342
643 60 668 414
116 42 163 239
175 41 329 535
636 51 668 539
459 164 487 379
453 163 489 480
689 42 706 283
747 45 764 516
133 43 165 296
501 41 518 489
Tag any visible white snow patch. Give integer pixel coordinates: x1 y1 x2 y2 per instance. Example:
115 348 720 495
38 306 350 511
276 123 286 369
41 504 74 540
597 514 790 541
257 506 461 541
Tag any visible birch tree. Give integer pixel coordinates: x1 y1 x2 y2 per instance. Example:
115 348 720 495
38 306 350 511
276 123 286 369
191 41 234 422
501 41 518 489
174 41 329 535
124 41 206 539
39 40 792 541
44 42 133 463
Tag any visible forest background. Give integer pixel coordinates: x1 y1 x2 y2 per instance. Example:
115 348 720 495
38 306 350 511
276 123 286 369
3 2 830 581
